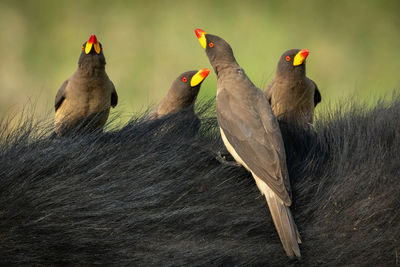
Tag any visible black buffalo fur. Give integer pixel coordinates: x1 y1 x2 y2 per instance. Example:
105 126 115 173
0 95 399 266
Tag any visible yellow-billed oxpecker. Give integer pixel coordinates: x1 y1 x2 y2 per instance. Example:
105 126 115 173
54 34 118 136
265 49 321 125
195 28 301 258
147 68 210 119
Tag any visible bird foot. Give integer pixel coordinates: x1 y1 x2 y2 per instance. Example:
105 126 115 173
215 151 241 167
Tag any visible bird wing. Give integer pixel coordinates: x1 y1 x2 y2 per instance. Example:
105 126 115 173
311 79 321 107
217 88 291 205
110 81 118 108
54 79 68 112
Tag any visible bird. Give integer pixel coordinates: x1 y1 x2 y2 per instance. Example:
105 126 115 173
195 28 301 258
54 34 118 136
146 68 210 120
264 49 321 125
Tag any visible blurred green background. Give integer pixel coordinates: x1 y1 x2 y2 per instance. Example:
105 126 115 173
0 0 399 124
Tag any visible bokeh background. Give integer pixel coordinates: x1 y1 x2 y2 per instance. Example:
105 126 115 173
1 0 399 124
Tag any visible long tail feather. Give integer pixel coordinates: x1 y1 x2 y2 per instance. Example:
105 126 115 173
255 176 301 258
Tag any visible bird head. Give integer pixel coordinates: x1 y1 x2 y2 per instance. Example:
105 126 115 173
276 49 309 76
78 34 106 68
174 68 210 92
82 34 103 55
170 68 210 106
194 29 236 72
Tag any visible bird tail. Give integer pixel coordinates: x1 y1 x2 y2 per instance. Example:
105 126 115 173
255 177 301 258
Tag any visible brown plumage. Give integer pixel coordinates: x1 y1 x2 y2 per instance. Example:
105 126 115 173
146 68 210 120
195 29 301 258
54 34 117 136
265 49 321 125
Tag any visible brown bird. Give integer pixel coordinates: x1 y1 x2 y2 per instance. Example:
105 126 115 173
195 28 301 258
147 68 210 120
54 34 118 136
264 49 321 125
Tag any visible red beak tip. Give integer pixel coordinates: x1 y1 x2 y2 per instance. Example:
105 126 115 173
302 49 310 57
88 34 98 44
195 28 205 38
198 68 210 78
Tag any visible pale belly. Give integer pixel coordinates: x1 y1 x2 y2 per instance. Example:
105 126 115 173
219 127 250 171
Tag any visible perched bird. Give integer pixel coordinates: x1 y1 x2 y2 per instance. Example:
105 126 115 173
264 49 321 125
147 68 210 119
54 34 118 136
195 28 301 258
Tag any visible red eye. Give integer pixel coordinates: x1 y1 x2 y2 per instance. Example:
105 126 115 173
285 56 291 61
81 46 84 50
209 42 214 47
182 76 187 82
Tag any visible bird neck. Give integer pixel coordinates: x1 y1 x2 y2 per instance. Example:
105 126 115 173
77 64 106 77
77 54 106 77
156 90 196 116
213 61 240 78
276 65 306 81
167 87 197 110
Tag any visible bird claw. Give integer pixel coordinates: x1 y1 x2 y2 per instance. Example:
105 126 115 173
215 151 241 167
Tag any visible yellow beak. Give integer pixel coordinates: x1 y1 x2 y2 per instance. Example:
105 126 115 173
293 49 309 66
190 68 210 87
93 43 101 54
195 28 207 49
85 34 101 55
85 42 93 54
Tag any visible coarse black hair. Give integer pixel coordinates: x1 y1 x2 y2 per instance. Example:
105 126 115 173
0 95 399 265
